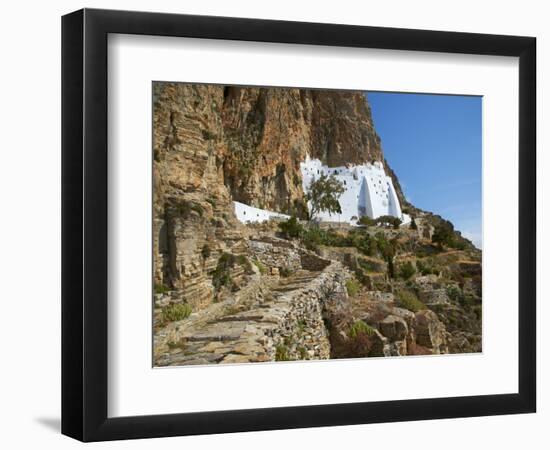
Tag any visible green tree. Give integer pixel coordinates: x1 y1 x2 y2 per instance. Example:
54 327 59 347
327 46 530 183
374 232 397 278
358 216 375 226
375 215 402 229
387 257 395 279
399 261 416 279
278 216 303 238
432 220 455 249
396 290 426 313
410 217 418 230
306 174 345 221
392 217 402 229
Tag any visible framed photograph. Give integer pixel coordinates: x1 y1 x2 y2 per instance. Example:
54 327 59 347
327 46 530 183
62 8 536 441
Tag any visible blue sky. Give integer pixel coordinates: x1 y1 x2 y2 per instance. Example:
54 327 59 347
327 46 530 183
366 92 482 248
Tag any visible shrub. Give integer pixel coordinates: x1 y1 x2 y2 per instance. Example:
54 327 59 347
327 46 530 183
396 290 426 313
375 233 394 259
358 216 375 226
278 216 303 239
348 320 376 338
375 215 402 229
212 252 237 290
399 261 416 280
300 226 322 251
432 220 455 248
334 320 377 358
237 255 254 274
175 200 204 218
154 283 170 295
345 278 361 297
416 259 428 275
162 303 192 322
387 257 395 279
201 244 211 259
253 259 267 275
218 252 237 266
298 346 308 360
298 226 356 251
356 235 375 256
189 203 204 217
451 240 468 250
275 344 291 361
201 129 216 140
410 217 418 230
279 267 292 278
460 294 478 308
416 259 441 276
446 285 463 303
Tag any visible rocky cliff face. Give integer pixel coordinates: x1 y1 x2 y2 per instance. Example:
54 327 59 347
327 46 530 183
153 83 385 293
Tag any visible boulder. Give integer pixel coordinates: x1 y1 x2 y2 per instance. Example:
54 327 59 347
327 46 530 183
368 329 389 357
378 315 408 341
418 288 450 305
414 310 448 354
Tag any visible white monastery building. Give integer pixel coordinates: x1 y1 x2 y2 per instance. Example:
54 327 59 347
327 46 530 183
234 156 409 226
300 156 409 225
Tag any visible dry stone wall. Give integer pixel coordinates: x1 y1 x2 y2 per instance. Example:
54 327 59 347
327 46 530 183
154 260 351 366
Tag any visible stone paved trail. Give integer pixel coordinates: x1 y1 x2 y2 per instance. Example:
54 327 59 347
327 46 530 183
155 269 331 366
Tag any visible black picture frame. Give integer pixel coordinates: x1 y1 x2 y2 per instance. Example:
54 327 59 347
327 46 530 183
62 8 536 442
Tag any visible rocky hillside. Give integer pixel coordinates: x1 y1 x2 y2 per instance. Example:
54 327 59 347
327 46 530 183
152 83 482 365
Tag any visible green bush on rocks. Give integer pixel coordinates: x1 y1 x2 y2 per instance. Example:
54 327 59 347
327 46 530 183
348 320 376 338
345 278 361 297
162 303 192 322
396 290 426 313
399 261 416 280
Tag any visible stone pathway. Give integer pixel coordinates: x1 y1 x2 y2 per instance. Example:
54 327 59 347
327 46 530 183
155 270 327 366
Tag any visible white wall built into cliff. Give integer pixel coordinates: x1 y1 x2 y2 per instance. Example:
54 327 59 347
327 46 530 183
233 157 409 226
233 201 289 223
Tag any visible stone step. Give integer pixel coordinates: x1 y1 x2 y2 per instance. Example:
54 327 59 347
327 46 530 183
181 321 247 342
